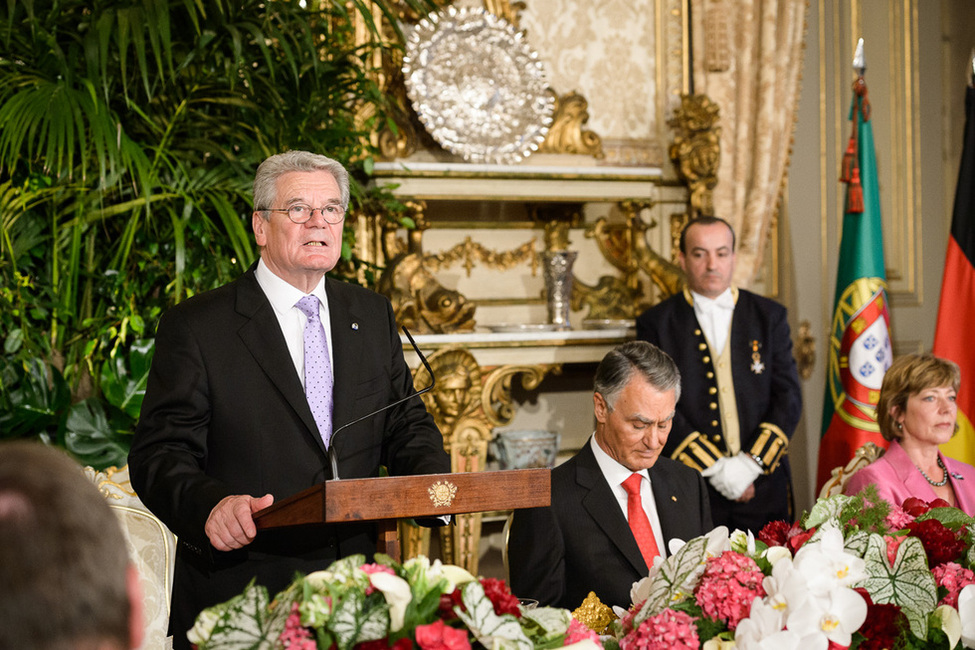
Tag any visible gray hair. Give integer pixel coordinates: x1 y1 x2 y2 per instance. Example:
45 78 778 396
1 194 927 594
594 340 681 409
253 150 351 218
0 442 131 649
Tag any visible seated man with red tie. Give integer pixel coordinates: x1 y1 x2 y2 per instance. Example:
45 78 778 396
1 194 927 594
508 341 714 610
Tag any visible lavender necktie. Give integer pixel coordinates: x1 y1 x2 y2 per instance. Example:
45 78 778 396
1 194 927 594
295 295 333 447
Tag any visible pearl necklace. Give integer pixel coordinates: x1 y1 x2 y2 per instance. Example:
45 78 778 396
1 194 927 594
917 457 949 487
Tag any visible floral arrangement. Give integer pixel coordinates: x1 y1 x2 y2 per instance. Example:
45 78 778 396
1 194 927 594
187 553 601 650
608 489 975 650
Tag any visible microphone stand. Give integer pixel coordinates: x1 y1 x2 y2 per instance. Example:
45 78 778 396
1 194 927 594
327 326 436 480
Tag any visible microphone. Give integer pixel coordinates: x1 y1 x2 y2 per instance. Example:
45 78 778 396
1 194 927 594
327 326 436 480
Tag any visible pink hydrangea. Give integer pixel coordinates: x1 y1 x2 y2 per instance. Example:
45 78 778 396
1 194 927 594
360 563 396 576
620 609 699 650
278 602 316 649
933 562 975 608
564 618 600 645
693 550 766 630
885 505 914 530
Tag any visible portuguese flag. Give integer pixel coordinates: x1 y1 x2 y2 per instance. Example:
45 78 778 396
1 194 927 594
934 80 975 466
816 71 893 491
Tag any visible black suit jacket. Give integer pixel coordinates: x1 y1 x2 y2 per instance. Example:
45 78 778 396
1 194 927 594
508 441 713 610
128 264 449 647
636 289 802 533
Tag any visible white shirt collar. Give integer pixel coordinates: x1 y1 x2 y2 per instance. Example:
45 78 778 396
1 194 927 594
590 434 648 487
255 258 327 314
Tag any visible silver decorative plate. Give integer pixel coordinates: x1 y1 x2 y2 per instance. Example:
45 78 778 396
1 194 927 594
403 7 554 165
486 323 559 334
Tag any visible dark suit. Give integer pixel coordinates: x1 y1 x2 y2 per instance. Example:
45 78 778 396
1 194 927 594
636 289 802 534
128 264 449 648
508 441 713 610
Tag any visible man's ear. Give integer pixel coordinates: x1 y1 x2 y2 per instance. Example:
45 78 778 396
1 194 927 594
593 392 608 424
126 564 144 649
252 211 267 246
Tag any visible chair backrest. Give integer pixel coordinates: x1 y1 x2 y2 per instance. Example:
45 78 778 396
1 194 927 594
818 442 885 499
84 464 176 650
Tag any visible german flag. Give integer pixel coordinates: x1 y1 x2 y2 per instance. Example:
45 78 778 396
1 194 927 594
934 74 975 465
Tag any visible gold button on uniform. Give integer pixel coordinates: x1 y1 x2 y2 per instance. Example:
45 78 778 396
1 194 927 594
709 402 717 410
711 421 719 427
698 343 708 351
712 434 721 441
707 372 714 378
709 387 717 395
703 356 710 363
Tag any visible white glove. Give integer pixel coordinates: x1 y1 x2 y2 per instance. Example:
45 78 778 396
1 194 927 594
704 453 762 500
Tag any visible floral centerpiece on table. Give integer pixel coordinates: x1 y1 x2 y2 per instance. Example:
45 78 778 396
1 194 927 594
187 553 601 650
607 489 975 650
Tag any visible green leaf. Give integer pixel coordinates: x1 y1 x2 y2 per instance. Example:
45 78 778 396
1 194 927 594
329 590 389 650
195 579 275 650
454 581 532 650
62 399 131 469
640 535 709 618
855 534 937 639
100 338 154 419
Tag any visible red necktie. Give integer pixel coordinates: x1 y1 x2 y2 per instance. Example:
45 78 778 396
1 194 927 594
622 473 661 566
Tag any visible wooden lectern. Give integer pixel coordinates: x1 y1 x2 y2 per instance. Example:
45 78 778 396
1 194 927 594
253 468 550 562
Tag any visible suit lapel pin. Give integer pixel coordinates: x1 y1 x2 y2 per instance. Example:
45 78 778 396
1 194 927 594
351 322 359 331
750 340 765 374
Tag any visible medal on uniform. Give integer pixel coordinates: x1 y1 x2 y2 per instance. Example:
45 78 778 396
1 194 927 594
750 340 765 374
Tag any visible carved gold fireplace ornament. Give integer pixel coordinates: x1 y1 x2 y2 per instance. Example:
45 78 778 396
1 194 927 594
668 94 721 219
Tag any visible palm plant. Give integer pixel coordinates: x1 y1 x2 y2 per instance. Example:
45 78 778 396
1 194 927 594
0 0 431 467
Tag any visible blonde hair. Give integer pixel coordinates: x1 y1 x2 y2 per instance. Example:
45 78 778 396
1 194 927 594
876 353 960 441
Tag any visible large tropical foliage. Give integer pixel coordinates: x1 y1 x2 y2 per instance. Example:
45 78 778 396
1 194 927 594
0 0 428 466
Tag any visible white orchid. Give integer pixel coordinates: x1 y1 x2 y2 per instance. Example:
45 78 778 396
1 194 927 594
786 585 867 649
791 523 866 595
760 557 810 621
734 596 800 650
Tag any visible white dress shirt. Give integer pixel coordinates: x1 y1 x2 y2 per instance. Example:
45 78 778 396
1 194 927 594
691 287 735 356
255 259 334 388
589 435 667 557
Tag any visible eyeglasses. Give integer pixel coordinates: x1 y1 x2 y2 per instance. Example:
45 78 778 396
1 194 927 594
266 203 346 224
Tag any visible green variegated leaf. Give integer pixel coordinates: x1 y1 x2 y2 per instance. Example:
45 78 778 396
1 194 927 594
196 580 275 650
844 530 870 557
330 591 390 650
519 606 571 646
640 535 709 618
806 494 854 528
856 534 937 639
455 581 532 650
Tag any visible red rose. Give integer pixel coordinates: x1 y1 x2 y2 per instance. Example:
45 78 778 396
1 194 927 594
901 497 930 517
786 526 816 554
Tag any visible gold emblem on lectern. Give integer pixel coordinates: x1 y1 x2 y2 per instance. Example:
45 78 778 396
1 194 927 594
428 480 457 507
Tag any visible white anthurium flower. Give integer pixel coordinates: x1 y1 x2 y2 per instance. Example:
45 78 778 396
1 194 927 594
763 545 792 567
786 585 867 649
702 636 737 649
369 572 412 632
735 596 800 650
934 604 962 650
792 524 865 595
440 563 476 590
729 528 757 556
562 640 602 650
959 585 975 648
761 557 809 622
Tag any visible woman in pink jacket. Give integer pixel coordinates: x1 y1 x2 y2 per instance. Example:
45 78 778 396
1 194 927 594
844 353 975 515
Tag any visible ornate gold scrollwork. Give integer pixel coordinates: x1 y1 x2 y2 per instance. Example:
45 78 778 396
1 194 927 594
538 91 605 159
482 364 557 427
482 0 526 27
423 237 540 277
668 94 721 218
588 202 684 305
377 252 478 334
571 275 642 320
795 319 816 381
